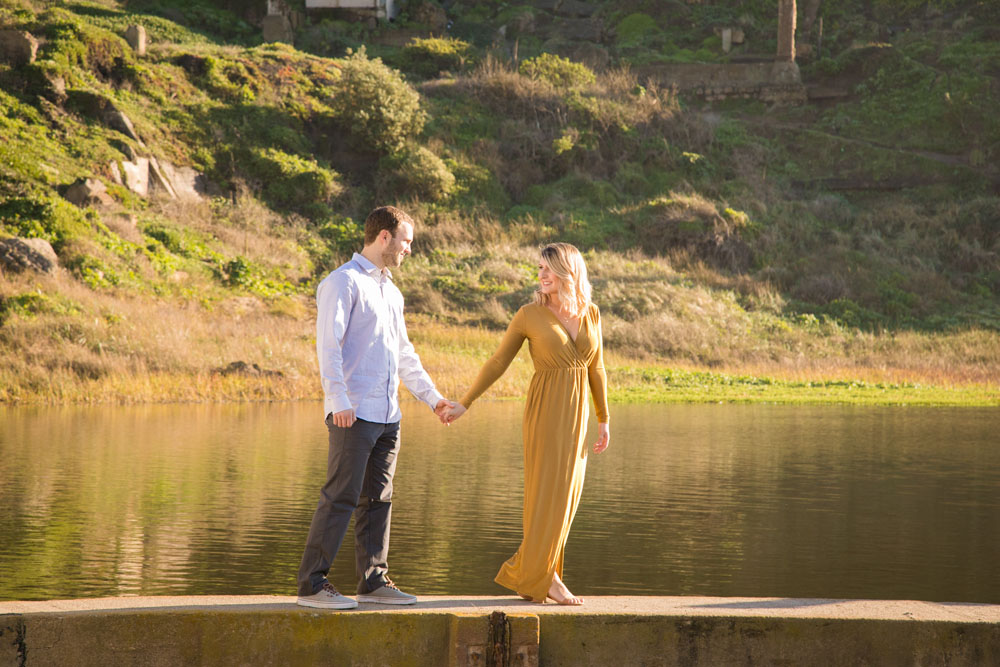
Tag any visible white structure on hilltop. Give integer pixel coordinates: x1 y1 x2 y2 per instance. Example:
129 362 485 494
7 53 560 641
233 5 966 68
304 0 398 20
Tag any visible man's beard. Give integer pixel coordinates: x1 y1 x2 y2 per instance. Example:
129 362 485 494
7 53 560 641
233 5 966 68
382 245 403 268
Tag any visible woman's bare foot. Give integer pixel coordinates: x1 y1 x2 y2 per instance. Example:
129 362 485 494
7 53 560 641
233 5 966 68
546 574 584 605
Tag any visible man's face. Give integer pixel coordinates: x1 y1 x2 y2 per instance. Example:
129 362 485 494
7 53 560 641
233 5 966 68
381 222 413 268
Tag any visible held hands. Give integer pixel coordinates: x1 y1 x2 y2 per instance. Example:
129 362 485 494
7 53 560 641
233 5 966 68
434 399 466 425
594 422 610 454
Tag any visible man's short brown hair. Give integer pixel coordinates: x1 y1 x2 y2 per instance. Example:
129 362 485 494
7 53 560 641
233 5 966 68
364 206 414 245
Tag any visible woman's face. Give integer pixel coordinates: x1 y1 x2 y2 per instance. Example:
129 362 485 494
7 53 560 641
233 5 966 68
538 258 561 296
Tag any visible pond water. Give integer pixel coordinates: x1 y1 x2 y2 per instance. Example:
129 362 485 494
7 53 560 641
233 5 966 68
1 402 997 603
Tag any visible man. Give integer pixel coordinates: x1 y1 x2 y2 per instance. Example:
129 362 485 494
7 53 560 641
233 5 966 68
297 205 453 610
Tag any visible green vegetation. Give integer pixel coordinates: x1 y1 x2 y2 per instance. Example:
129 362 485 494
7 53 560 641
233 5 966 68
0 0 997 405
609 367 998 406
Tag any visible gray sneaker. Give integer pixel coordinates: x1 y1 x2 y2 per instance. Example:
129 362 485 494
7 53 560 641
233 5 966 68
297 582 358 610
357 579 417 605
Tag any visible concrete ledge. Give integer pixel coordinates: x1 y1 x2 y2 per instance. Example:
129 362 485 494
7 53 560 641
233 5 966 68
2 596 998 666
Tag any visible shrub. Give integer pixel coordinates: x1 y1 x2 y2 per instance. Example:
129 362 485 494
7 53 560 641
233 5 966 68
245 148 342 213
376 143 455 202
615 13 660 47
328 47 427 153
0 191 90 250
519 53 595 89
317 216 363 256
632 193 753 271
399 37 475 78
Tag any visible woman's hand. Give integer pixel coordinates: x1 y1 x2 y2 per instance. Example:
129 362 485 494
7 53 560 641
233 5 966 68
442 403 467 424
593 422 610 453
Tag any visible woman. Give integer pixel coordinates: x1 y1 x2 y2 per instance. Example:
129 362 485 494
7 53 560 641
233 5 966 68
443 242 610 605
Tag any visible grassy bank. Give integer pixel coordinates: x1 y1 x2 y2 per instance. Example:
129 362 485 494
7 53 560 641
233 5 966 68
2 293 995 406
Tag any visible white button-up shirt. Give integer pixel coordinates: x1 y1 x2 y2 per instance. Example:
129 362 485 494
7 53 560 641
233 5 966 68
317 253 443 423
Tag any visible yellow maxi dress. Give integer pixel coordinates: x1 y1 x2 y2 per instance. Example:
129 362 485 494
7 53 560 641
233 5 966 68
459 302 609 602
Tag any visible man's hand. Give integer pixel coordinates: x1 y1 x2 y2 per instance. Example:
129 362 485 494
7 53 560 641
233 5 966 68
331 408 356 429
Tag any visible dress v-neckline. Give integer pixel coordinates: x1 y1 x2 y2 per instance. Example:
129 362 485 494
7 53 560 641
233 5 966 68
544 305 582 346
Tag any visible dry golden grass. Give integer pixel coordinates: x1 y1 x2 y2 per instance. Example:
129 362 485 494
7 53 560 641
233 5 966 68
0 268 317 404
3 244 997 405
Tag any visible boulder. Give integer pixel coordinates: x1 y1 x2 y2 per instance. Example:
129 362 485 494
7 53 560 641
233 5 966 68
0 30 39 67
64 178 114 208
103 107 141 143
0 237 59 274
120 157 150 197
109 160 122 186
148 157 179 199
158 161 206 202
125 25 146 56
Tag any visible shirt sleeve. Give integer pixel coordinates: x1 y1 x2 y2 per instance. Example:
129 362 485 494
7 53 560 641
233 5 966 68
587 304 610 423
316 273 355 415
460 306 528 408
398 313 445 411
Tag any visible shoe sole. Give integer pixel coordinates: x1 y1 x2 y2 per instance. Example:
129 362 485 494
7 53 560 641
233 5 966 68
356 596 417 605
296 598 358 610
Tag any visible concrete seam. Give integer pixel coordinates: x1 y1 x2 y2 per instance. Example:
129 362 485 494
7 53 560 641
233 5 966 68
16 616 27 667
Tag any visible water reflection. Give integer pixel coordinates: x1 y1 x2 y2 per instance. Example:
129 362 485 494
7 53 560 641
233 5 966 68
0 402 997 603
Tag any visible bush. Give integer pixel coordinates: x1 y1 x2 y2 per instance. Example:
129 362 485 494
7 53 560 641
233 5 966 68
245 148 342 213
399 37 474 78
0 192 90 250
518 53 595 89
615 13 660 47
376 143 455 202
328 47 427 153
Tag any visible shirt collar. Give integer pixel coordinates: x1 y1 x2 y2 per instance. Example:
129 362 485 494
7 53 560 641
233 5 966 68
352 252 392 281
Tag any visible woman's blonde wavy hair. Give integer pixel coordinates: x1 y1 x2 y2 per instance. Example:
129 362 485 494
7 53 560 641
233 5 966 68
533 242 592 318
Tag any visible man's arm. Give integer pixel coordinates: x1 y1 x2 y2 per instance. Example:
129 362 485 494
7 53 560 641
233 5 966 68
317 273 356 424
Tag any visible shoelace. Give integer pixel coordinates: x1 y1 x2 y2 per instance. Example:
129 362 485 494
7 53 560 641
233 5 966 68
383 579 400 591
321 582 341 595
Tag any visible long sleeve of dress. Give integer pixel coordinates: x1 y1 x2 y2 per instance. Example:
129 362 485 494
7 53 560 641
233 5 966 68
459 306 528 408
587 305 610 423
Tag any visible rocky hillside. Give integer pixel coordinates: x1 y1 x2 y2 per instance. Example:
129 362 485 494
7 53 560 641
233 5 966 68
1 0 998 402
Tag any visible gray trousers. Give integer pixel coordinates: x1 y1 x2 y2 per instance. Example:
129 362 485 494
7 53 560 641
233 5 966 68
297 415 400 597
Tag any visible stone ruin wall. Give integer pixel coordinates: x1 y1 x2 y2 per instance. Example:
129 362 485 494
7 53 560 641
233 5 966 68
636 61 808 106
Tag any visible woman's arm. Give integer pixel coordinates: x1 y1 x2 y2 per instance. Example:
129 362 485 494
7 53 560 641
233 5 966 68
587 305 610 452
458 306 528 409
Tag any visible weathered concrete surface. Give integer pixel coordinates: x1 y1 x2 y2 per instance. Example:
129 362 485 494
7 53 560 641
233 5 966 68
1 596 998 666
